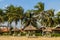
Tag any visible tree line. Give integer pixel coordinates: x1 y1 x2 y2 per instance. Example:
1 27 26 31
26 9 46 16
0 2 60 28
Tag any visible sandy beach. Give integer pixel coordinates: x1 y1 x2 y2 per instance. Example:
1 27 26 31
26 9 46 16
0 36 60 40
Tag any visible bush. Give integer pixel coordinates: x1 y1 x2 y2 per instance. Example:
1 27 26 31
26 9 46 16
21 32 26 36
35 33 42 36
2 32 9 36
51 33 60 37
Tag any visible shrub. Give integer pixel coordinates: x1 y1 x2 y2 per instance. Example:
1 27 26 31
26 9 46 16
2 32 9 36
21 32 26 36
51 33 60 37
35 33 42 36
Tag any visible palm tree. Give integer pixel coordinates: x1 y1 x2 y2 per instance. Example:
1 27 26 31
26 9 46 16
5 4 24 30
56 12 60 24
15 6 24 28
33 2 45 27
33 2 45 35
34 2 44 13
0 9 5 26
46 9 55 27
32 9 54 36
12 14 19 28
23 10 37 28
5 5 15 27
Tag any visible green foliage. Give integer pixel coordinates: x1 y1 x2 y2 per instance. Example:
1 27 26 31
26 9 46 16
51 33 60 37
35 33 42 36
0 2 60 36
34 2 44 11
21 32 26 36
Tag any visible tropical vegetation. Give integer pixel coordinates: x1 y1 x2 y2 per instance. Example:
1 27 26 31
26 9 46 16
0 2 60 36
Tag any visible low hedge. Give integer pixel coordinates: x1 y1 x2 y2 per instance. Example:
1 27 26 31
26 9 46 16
51 33 60 37
35 33 42 36
21 32 26 36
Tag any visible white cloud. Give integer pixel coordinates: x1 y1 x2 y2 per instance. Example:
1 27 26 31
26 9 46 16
54 9 60 15
4 4 8 7
2 4 8 9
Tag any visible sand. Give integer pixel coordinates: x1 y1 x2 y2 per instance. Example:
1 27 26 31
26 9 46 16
0 36 60 40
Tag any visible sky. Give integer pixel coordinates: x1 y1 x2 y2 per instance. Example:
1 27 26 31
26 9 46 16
0 0 60 12
0 0 60 28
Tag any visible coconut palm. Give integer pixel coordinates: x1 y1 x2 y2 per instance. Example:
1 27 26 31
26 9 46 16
5 4 24 29
46 9 55 27
0 9 5 26
34 2 44 13
33 2 45 27
56 12 60 24
15 6 24 28
5 5 15 27
40 9 55 27
23 10 37 28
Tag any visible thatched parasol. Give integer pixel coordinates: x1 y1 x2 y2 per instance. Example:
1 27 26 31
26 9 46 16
12 27 19 31
52 24 60 31
0 27 10 32
24 25 37 31
43 27 52 32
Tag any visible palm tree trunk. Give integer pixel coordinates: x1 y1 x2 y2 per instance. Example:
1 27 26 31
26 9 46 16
14 21 17 36
42 28 44 36
7 22 11 35
8 22 10 27
20 20 22 28
0 22 2 26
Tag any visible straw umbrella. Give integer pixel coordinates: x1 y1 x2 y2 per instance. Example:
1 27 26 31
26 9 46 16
23 24 37 36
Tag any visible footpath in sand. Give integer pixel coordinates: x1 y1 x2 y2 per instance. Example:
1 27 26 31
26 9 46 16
0 36 60 40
